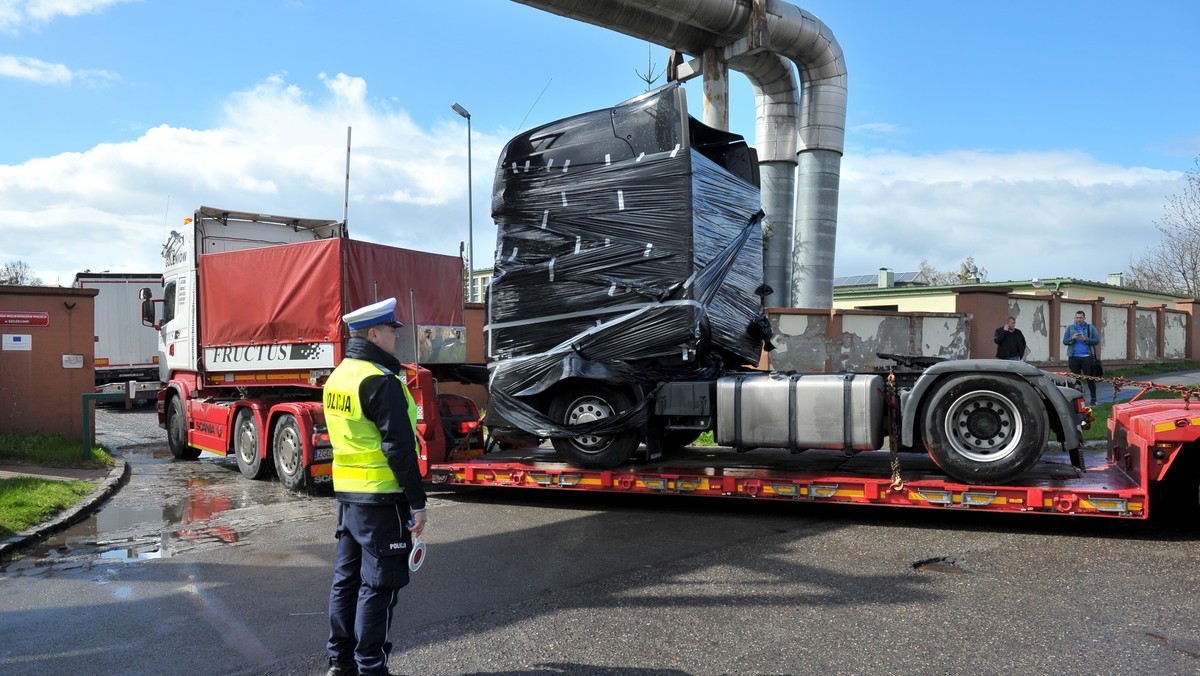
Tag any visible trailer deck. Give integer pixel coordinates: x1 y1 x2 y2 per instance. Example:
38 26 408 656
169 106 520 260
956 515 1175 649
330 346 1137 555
429 444 1145 518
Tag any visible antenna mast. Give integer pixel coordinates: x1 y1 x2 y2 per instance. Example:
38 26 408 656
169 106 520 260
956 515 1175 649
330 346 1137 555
342 126 351 237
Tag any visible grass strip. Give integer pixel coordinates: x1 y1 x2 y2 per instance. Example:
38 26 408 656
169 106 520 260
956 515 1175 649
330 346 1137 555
0 477 96 538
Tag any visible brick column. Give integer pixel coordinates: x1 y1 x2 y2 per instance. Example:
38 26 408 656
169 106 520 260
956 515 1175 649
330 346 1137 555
953 287 1013 359
1049 292 1063 362
1175 299 1200 359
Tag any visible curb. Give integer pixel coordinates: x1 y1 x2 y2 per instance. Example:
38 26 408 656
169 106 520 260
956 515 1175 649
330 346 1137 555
0 457 130 561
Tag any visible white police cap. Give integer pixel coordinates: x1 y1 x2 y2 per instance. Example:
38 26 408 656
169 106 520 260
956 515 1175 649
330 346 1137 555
343 297 404 330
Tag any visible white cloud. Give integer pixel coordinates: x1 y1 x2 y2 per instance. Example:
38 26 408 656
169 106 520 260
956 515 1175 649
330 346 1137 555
0 72 1186 293
835 150 1184 282
0 54 69 82
0 72 491 285
852 122 902 136
0 53 114 84
0 0 135 32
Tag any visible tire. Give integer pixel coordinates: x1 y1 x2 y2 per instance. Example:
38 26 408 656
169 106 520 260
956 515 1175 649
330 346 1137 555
272 413 308 491
547 383 640 469
166 395 201 460
922 374 1048 485
233 409 269 480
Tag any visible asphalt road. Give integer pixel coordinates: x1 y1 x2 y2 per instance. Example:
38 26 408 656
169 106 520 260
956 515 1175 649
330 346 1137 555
1 408 1198 675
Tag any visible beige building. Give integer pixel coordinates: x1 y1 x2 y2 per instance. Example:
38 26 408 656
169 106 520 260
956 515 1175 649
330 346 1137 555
833 271 1183 313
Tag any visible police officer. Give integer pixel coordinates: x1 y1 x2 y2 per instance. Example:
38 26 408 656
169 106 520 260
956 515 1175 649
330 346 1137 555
323 297 427 676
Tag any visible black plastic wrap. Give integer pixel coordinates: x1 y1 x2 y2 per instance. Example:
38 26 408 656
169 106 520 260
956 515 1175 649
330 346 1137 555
486 83 764 438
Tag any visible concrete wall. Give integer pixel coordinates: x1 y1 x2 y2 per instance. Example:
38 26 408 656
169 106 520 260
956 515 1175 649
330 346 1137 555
1164 311 1187 359
1134 309 1158 360
769 309 970 372
766 291 1197 373
1100 305 1129 361
1007 295 1051 362
0 285 97 438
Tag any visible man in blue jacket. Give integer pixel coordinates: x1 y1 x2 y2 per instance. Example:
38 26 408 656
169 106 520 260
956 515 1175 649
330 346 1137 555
1062 310 1101 405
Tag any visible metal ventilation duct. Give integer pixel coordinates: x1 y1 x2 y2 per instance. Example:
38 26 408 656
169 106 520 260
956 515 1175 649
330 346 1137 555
510 0 846 308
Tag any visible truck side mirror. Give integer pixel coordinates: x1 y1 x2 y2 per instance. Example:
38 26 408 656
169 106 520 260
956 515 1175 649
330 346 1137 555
138 287 153 301
141 299 158 328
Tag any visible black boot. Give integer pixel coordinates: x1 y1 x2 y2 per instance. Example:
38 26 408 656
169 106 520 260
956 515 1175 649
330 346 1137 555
327 661 358 676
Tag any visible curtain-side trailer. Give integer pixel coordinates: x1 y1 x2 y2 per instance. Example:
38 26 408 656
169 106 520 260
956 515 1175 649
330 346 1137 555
140 207 482 490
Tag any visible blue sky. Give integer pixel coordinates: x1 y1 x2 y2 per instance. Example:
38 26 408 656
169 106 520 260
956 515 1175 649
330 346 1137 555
1 0 1197 290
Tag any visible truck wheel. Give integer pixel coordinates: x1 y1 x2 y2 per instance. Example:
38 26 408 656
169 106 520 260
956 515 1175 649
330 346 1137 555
548 383 640 469
233 409 269 480
272 414 308 491
166 395 201 460
922 374 1047 485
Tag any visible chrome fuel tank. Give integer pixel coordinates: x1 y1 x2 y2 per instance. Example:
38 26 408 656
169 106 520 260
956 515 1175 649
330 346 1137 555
715 372 886 451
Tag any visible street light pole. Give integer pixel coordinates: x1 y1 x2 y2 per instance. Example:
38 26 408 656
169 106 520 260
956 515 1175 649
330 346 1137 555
451 102 473 302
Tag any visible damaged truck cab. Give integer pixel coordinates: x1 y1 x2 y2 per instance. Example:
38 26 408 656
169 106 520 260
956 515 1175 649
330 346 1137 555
482 83 1086 486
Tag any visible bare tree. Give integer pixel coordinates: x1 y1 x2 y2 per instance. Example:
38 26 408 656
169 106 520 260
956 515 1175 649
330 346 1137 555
1126 156 1200 296
635 42 663 91
919 256 988 286
0 260 43 286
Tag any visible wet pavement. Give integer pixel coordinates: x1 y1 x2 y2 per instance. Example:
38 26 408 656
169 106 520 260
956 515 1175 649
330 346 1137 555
2 406 329 577
1 401 1199 674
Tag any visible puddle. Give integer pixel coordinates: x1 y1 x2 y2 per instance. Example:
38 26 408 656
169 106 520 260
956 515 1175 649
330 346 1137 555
3 477 251 574
912 556 965 574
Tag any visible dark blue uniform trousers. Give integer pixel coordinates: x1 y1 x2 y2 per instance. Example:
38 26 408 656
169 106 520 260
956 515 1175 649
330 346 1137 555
327 501 412 674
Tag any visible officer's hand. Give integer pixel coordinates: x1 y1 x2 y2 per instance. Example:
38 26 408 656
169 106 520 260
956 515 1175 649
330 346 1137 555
408 509 428 538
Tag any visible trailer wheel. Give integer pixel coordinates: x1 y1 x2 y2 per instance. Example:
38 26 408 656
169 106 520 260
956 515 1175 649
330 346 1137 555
548 383 640 469
923 374 1047 485
272 414 307 491
166 395 201 460
233 409 269 480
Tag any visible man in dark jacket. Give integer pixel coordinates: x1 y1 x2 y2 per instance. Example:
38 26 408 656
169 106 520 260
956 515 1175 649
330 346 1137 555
994 316 1026 360
323 297 427 676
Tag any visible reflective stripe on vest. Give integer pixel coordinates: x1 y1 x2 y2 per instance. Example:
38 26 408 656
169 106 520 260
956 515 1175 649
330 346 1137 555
323 358 418 495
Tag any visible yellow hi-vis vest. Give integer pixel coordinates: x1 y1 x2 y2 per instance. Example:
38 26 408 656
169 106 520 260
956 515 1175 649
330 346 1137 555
323 358 419 495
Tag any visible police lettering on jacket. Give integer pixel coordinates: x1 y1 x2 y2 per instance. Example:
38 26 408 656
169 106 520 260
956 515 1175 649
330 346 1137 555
324 389 357 416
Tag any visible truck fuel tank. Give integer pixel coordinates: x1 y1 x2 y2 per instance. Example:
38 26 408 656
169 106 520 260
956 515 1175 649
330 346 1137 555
716 372 886 452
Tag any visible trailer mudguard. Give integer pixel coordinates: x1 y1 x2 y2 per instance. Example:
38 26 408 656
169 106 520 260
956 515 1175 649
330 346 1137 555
899 359 1083 452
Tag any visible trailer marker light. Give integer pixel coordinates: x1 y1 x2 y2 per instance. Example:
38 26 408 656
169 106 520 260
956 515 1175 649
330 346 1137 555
808 484 838 499
642 478 669 491
961 492 997 507
770 484 801 498
916 490 953 505
1087 496 1129 513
